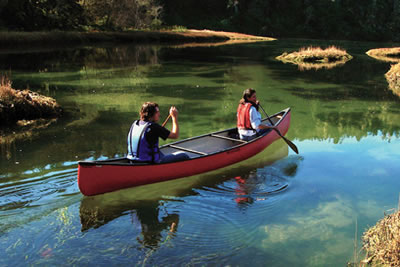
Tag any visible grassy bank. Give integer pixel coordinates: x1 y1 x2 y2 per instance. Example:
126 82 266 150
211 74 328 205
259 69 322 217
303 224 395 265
0 76 62 126
366 47 400 63
0 30 275 49
276 46 353 70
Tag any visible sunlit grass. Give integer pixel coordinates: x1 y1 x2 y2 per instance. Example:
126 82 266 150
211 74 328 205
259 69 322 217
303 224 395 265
0 30 274 48
385 63 400 97
0 75 62 125
366 47 400 63
0 75 14 101
276 46 353 70
362 205 400 266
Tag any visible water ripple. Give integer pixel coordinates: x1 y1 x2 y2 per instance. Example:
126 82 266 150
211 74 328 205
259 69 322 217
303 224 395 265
0 163 81 233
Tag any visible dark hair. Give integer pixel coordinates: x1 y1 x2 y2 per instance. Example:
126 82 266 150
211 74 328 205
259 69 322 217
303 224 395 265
239 88 256 104
140 102 159 121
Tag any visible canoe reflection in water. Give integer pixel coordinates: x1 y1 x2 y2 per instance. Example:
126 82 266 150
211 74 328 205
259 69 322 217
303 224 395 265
79 141 301 248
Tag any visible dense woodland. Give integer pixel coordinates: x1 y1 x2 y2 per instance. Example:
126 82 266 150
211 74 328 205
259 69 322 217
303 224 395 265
0 0 400 42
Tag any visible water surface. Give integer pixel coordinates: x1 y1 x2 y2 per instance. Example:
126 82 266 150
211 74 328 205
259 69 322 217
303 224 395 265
1 39 400 266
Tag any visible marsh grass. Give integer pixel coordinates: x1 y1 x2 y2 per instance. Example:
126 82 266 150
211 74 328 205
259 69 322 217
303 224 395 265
366 47 400 63
276 46 352 70
361 198 400 266
0 75 62 126
385 63 400 97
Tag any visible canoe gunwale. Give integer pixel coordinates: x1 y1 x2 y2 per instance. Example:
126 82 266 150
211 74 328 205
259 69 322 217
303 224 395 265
78 107 290 167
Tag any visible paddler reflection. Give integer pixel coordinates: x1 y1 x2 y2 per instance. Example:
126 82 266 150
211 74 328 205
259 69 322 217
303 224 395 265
80 198 179 248
232 144 301 208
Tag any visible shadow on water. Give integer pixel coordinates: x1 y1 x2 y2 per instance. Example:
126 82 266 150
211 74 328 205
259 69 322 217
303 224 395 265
79 141 302 249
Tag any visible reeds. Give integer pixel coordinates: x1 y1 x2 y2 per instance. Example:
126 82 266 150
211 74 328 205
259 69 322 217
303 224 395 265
362 201 400 266
385 63 400 97
366 47 400 63
0 75 62 125
0 75 14 101
276 46 353 70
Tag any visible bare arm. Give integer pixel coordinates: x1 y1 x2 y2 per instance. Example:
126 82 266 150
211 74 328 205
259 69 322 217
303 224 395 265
167 106 179 139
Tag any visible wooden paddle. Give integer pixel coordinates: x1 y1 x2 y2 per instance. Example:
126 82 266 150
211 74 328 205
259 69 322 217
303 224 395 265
259 104 299 154
162 114 172 127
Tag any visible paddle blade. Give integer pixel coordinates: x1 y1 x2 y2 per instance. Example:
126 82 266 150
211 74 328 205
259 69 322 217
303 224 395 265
274 129 299 154
283 136 299 154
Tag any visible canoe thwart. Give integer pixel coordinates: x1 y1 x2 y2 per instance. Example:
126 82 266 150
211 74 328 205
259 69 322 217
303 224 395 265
168 144 208 156
210 134 247 143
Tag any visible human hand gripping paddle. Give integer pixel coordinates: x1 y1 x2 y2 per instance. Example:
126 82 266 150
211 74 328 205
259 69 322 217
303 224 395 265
258 104 299 154
162 106 178 127
162 114 171 127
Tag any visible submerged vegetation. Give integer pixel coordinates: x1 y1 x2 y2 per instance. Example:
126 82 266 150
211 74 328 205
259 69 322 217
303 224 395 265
385 63 400 97
362 208 400 266
0 75 62 126
276 46 353 70
366 47 400 63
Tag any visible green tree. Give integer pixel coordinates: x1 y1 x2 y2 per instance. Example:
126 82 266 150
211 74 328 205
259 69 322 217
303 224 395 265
1 0 85 30
81 0 162 30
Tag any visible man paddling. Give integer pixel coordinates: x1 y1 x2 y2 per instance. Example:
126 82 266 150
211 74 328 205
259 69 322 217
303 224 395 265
127 102 189 163
237 88 276 141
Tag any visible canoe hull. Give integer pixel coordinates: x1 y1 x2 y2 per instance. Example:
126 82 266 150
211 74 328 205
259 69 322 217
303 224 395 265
78 108 291 196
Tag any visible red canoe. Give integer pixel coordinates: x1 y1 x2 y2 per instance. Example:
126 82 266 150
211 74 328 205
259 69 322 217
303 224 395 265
78 108 292 196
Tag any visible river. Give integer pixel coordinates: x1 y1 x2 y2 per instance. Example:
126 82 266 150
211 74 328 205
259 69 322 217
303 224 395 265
1 39 400 266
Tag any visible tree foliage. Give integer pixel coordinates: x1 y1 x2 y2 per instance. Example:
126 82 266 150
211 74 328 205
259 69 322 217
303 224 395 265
81 0 162 30
163 0 400 41
0 0 399 41
0 0 86 31
0 0 162 31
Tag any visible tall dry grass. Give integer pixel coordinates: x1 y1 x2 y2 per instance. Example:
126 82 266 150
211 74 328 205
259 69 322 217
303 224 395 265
366 47 400 63
362 205 400 266
0 75 62 126
276 46 352 70
0 75 15 101
385 63 400 96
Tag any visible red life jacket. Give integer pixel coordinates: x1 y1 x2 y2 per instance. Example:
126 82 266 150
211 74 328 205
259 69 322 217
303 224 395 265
237 103 254 130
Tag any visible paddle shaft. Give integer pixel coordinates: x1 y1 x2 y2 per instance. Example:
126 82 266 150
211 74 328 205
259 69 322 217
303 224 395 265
161 114 172 127
258 104 299 154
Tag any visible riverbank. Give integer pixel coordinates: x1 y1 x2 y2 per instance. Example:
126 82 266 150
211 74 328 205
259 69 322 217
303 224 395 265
0 76 62 126
0 30 275 49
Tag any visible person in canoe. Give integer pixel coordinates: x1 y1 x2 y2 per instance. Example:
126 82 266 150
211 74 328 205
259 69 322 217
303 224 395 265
237 88 276 141
127 102 190 163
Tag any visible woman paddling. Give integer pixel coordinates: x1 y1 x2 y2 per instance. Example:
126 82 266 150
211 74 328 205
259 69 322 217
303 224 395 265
237 88 276 141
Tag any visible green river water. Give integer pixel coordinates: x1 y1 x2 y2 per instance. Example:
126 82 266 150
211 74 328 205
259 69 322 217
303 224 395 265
1 39 400 266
